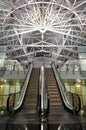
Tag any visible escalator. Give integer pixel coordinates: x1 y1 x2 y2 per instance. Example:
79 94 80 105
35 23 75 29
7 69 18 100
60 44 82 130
45 67 81 123
6 67 40 124
20 68 40 115
5 67 41 128
45 68 65 116
6 65 81 125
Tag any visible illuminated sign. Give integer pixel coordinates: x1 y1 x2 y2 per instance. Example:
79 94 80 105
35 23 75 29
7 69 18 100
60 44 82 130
34 52 52 57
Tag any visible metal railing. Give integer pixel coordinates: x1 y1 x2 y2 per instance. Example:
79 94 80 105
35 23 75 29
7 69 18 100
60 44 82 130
38 66 49 117
0 63 28 79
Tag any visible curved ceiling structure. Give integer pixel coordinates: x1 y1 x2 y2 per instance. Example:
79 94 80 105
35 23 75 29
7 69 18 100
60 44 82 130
0 0 86 66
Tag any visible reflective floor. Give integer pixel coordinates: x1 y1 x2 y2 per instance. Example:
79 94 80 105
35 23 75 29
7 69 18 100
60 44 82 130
0 78 86 130
0 112 86 130
0 122 86 130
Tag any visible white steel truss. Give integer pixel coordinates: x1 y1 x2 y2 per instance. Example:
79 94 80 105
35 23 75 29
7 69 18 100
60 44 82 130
0 0 86 66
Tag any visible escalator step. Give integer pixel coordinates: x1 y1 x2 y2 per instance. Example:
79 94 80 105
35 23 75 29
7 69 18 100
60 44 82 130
20 68 39 115
45 68 66 116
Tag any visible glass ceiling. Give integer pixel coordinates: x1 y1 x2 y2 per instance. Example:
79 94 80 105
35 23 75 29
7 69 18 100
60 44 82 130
0 0 86 67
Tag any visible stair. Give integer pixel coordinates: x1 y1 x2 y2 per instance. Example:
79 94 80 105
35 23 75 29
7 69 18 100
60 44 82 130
45 68 65 115
20 68 40 114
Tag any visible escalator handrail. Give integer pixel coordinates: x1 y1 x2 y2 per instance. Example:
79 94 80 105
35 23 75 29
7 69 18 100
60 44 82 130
40 66 45 114
14 63 33 110
37 69 41 115
66 91 81 113
7 93 15 113
45 78 49 114
72 93 81 113
52 62 81 113
38 66 49 116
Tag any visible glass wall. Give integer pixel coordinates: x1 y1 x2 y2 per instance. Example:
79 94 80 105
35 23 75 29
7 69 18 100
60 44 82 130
0 79 23 109
63 79 86 112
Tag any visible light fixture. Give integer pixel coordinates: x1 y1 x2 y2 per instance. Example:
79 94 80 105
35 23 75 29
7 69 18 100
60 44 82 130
76 79 81 83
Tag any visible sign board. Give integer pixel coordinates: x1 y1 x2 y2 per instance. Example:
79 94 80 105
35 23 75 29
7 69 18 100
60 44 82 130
34 52 52 57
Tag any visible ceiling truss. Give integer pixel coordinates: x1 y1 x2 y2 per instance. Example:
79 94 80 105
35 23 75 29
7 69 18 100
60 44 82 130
0 0 86 66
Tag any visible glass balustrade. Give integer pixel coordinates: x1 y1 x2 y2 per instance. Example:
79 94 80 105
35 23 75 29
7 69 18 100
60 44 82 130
0 62 30 115
0 79 23 115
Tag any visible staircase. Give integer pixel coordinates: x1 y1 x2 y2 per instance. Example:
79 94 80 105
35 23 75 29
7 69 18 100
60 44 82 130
19 68 40 115
45 68 65 116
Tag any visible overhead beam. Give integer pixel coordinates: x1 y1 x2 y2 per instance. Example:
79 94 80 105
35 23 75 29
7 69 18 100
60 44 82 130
6 45 80 48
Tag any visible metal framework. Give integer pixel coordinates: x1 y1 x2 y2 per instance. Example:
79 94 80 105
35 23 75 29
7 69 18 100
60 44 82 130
0 0 86 66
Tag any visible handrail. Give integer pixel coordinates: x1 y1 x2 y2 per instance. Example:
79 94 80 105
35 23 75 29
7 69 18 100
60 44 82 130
40 66 45 115
7 93 15 113
45 77 49 116
37 69 41 116
72 93 81 113
14 63 33 111
66 91 81 114
39 65 49 117
51 62 81 114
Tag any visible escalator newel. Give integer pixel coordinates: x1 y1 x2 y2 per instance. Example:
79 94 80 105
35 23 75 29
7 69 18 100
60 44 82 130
72 93 81 116
7 93 15 114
